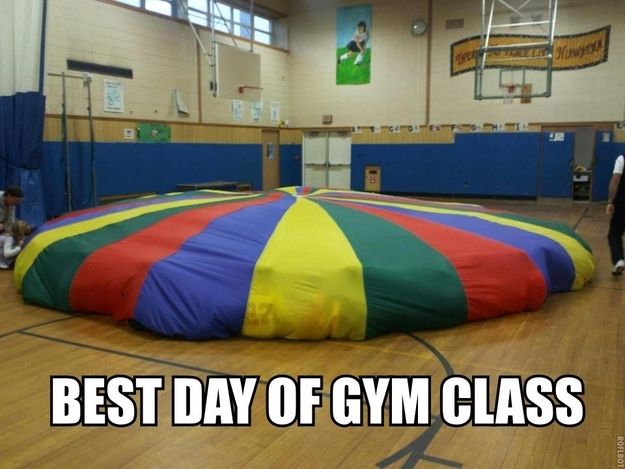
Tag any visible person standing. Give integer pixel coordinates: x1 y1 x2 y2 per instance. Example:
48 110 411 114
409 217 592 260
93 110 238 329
0 186 24 233
607 154 625 275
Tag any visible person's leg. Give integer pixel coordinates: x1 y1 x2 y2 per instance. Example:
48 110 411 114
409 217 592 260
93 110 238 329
338 51 352 62
339 42 357 62
608 203 625 266
354 41 366 65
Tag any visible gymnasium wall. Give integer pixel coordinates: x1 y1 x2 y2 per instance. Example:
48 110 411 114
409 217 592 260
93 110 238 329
45 0 289 125
41 117 307 216
431 0 625 124
351 134 542 197
287 0 625 128
278 129 304 187
42 0 291 216
287 0 428 127
283 0 625 203
41 141 262 213
37 0 625 217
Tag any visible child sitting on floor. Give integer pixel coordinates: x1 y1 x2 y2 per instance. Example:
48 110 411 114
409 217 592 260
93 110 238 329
0 220 30 269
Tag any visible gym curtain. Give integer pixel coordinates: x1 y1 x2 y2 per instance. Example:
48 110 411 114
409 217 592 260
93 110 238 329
0 0 47 226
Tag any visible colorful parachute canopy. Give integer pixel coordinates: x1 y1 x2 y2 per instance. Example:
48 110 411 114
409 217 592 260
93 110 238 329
14 187 594 340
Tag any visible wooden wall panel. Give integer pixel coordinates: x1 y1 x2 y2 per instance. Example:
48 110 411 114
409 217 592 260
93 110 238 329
44 116 263 144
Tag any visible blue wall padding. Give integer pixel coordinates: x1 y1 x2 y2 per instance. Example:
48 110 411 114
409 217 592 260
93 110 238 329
593 133 625 201
42 142 262 217
40 131 599 218
351 143 456 193
280 144 302 187
352 133 546 197
539 132 574 198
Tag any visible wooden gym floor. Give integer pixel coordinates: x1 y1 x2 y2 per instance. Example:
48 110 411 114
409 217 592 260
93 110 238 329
1 200 623 468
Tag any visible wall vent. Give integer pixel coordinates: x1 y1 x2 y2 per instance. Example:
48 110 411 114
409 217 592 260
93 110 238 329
67 59 133 79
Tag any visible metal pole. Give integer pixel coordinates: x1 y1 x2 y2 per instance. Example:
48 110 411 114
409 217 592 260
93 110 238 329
546 0 557 97
325 133 329 189
483 0 495 70
475 0 487 99
61 72 73 211
176 0 216 96
211 0 217 97
84 74 97 206
249 0 254 53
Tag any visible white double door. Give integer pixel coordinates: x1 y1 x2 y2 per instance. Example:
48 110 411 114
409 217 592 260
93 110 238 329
302 131 351 190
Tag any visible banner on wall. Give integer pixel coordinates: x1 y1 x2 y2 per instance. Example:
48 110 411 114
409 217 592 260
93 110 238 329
336 5 372 85
450 26 610 76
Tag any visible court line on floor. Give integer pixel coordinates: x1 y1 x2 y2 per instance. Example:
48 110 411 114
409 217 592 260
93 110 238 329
19 329 276 384
0 314 92 341
591 284 625 291
407 333 454 376
573 204 591 231
375 333 462 468
18 328 462 468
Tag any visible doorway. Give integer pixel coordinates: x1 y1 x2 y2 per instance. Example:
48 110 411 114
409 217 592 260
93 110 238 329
262 130 280 190
539 125 598 199
302 131 351 189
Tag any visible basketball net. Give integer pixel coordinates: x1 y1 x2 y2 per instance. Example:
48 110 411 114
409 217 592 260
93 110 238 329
501 84 517 104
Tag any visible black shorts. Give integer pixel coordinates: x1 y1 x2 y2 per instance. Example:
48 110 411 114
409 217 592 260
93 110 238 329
346 40 365 52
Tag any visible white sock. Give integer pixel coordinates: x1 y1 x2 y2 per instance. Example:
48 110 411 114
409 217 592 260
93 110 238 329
339 53 349 61
354 53 364 65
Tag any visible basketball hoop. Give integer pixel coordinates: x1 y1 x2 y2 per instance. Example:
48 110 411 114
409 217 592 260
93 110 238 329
500 83 518 104
238 85 263 94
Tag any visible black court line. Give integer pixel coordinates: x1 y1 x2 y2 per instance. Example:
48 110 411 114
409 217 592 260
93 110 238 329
573 204 591 231
0 314 92 341
376 333 462 468
20 329 273 387
592 285 625 291
406 333 455 377
19 327 462 468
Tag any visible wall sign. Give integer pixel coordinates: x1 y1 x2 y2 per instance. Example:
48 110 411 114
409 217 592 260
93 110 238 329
103 80 124 113
232 99 244 121
450 26 610 76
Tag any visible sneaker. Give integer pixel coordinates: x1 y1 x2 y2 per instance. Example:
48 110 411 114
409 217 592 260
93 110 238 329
612 259 625 276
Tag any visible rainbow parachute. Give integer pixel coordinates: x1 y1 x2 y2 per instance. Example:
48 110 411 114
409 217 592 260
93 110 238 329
14 188 594 340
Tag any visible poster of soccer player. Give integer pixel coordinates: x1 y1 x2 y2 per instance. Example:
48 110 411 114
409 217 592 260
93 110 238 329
336 5 372 85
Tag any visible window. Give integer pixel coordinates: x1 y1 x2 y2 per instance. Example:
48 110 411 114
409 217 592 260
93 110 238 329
145 0 173 16
111 0 276 46
233 10 252 38
187 1 275 45
113 0 173 16
188 0 206 9
114 0 141 6
254 14 272 45
187 0 208 26
188 11 208 26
